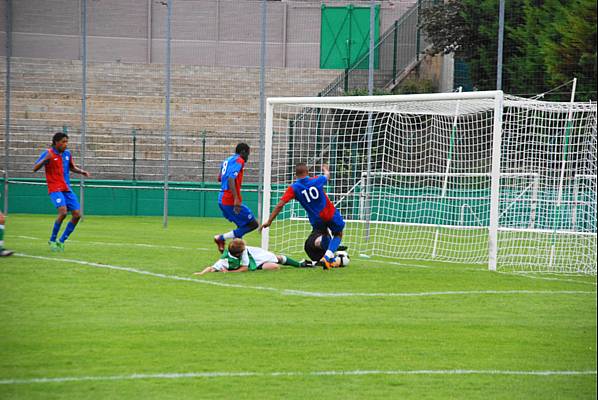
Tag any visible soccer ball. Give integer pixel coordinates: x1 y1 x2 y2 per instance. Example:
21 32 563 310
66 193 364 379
335 250 350 267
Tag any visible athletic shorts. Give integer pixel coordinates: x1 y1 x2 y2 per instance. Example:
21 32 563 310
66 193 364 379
247 246 278 267
49 191 80 211
311 210 345 234
219 203 256 228
304 230 329 261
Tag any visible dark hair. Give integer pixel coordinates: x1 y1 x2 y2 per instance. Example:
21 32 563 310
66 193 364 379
235 143 250 155
295 163 309 176
52 132 69 145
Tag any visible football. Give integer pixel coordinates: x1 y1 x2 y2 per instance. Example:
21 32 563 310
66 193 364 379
335 250 350 267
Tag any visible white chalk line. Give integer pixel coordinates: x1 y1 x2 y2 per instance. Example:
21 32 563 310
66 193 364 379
15 235 596 285
357 258 433 269
15 235 209 251
15 253 279 293
497 271 597 286
1 369 595 385
348 258 596 286
14 254 597 298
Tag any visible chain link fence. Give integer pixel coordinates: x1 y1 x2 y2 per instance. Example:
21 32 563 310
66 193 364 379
2 0 427 220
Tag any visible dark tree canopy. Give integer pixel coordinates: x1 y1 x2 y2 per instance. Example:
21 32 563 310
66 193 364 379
420 0 597 100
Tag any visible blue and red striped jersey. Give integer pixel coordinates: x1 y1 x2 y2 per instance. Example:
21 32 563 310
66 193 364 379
280 175 336 222
218 154 245 206
35 148 74 194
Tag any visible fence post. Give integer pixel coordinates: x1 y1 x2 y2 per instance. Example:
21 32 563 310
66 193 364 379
392 20 398 85
287 120 294 178
80 0 88 220
416 0 422 62
344 68 349 92
131 129 138 216
132 129 137 181
201 130 206 183
163 0 172 228
257 0 268 222
3 0 12 215
200 130 207 217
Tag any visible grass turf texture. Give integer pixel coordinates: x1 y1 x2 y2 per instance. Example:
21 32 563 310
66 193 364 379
0 214 596 399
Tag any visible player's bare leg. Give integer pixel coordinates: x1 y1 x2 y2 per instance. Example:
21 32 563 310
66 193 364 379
260 262 280 271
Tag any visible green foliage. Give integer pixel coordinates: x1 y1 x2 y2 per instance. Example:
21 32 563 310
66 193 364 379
342 88 393 96
541 0 597 100
419 1 473 56
341 78 437 96
420 0 597 99
394 77 437 94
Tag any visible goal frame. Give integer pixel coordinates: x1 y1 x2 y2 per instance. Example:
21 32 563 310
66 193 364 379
261 90 505 271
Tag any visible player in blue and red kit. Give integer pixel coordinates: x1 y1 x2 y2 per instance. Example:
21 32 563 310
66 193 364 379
260 163 345 269
33 132 90 252
213 143 259 253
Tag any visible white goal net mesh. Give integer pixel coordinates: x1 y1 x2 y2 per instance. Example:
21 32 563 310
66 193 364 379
263 93 597 274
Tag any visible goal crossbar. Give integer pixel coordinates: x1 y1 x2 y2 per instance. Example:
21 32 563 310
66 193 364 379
262 91 597 274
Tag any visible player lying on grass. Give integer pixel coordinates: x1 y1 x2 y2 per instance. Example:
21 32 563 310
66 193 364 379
33 132 90 252
260 163 346 269
213 143 259 253
194 238 310 275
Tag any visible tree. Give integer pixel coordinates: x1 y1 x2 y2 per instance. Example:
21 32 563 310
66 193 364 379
420 0 597 99
542 0 597 100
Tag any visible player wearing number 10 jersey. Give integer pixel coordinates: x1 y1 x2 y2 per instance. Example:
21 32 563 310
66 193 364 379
213 143 259 253
260 162 345 269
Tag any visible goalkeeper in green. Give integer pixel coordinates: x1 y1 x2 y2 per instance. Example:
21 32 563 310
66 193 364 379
194 238 309 275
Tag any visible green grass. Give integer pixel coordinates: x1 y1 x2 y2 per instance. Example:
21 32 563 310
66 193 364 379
0 214 596 399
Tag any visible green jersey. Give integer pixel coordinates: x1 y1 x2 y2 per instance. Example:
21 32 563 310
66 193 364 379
221 249 258 271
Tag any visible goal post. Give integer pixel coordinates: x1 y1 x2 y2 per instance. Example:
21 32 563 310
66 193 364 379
261 91 597 274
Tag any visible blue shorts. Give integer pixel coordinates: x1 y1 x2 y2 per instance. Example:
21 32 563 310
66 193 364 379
49 191 80 211
219 203 256 228
311 210 345 234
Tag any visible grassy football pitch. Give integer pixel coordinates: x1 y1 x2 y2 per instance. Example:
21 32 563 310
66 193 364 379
0 214 596 399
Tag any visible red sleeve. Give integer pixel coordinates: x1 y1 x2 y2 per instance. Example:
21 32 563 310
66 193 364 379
280 186 295 204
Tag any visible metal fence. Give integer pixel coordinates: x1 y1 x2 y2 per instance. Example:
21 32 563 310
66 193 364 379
1 0 425 223
320 0 434 96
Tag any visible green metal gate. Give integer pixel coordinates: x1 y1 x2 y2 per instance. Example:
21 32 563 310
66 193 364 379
320 4 380 70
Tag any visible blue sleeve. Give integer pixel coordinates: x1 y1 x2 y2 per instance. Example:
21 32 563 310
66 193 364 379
314 175 328 187
35 150 49 165
225 159 242 178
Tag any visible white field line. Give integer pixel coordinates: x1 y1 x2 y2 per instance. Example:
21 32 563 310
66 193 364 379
362 259 597 286
496 271 597 286
15 235 596 285
0 369 596 385
15 254 279 293
15 235 209 251
357 258 433 269
15 254 597 298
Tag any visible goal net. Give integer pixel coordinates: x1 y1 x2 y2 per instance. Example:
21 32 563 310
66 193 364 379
261 91 597 274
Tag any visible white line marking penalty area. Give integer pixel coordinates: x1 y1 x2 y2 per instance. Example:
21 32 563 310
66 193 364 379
0 369 596 385
14 254 597 298
15 235 209 251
